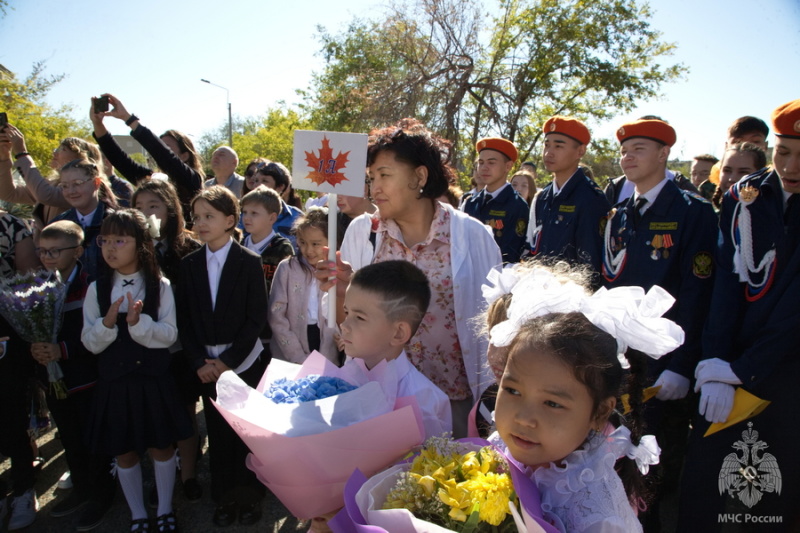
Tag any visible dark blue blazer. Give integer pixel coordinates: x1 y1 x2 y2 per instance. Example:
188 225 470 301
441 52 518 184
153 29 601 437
602 179 717 378
703 169 800 394
529 168 610 273
464 185 529 263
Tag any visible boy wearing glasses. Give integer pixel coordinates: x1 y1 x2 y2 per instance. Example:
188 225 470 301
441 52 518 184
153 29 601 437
33 220 116 530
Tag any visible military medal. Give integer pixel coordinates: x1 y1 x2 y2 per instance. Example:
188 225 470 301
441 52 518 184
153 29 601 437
650 234 663 260
662 234 673 259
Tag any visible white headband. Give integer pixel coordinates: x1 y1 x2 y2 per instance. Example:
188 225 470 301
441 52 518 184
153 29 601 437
483 266 684 368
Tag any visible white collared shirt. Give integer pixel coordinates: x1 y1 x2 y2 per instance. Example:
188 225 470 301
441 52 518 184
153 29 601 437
484 182 510 201
632 177 669 216
205 238 233 309
344 350 452 439
620 168 677 203
77 205 100 227
245 231 276 254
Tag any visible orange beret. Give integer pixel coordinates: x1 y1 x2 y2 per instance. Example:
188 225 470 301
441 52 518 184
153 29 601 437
476 137 518 162
771 99 800 139
616 119 676 147
543 116 591 145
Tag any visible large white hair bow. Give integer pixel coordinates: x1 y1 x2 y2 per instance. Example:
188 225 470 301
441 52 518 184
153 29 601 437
488 267 684 368
481 265 523 305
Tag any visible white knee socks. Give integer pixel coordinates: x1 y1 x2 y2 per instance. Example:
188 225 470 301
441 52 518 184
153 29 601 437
117 462 147 521
153 453 177 516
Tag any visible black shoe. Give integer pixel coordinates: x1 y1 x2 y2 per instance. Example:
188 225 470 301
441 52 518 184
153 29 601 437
50 491 89 518
182 479 202 502
155 511 178 532
148 485 158 509
75 500 111 531
130 517 151 532
238 502 262 526
212 503 237 527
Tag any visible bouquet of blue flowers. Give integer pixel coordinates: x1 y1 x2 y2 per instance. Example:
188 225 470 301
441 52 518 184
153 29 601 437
265 375 358 404
213 351 425 519
0 270 69 398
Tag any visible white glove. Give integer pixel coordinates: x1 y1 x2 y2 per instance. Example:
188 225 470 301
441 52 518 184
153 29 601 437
698 382 735 423
654 370 690 400
694 358 742 391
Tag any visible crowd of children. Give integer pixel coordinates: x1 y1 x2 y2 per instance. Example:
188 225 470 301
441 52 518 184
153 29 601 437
1 96 799 533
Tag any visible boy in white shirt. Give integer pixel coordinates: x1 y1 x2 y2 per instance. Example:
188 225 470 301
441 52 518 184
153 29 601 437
340 260 452 439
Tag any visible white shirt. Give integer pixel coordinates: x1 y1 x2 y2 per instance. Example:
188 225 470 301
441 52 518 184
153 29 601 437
346 351 452 439
244 232 276 255
81 271 178 354
206 238 233 309
306 277 320 325
632 177 669 216
619 168 676 203
484 182 510 201
77 205 100 227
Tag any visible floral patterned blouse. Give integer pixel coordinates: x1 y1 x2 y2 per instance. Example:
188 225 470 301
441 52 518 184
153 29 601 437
373 203 471 400
0 213 33 279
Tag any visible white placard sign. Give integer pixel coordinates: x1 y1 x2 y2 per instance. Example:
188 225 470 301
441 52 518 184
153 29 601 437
291 130 368 197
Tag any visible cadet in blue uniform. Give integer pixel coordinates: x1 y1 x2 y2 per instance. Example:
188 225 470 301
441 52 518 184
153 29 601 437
604 118 717 390
678 99 800 532
602 118 717 529
463 137 529 263
526 116 610 275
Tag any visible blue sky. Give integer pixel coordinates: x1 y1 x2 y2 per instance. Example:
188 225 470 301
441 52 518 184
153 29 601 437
1 0 798 161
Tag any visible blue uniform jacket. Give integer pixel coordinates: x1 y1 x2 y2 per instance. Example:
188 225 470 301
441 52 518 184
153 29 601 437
703 169 800 395
463 185 529 263
602 179 717 378
528 168 610 273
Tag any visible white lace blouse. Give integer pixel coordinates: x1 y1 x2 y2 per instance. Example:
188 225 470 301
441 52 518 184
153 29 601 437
490 427 645 533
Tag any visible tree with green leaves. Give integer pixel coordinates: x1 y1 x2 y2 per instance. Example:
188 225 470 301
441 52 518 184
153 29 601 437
0 61 87 168
302 0 686 172
198 106 310 175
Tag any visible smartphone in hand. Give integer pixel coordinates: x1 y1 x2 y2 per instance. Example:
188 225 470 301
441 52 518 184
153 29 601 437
94 96 109 113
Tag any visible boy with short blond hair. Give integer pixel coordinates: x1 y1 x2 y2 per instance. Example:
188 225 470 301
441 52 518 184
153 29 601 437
240 185 294 348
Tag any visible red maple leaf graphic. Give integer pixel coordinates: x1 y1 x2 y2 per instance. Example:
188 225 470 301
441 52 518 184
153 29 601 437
303 136 350 186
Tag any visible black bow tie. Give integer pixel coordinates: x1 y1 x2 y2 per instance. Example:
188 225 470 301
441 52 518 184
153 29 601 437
122 279 135 287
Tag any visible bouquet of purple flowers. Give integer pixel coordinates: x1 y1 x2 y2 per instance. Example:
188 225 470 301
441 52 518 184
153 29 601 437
0 270 69 398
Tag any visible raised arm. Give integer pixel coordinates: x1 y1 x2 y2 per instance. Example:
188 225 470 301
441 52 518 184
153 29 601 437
90 97 151 184
102 94 203 201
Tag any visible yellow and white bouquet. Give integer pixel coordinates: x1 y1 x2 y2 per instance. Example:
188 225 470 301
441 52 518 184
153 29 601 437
384 437 517 530
331 437 559 532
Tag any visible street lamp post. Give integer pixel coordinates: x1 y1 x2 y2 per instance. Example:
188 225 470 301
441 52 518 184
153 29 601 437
200 79 233 148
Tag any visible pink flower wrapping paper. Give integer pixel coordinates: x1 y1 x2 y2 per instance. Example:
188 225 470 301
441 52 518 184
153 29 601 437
212 351 425 519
